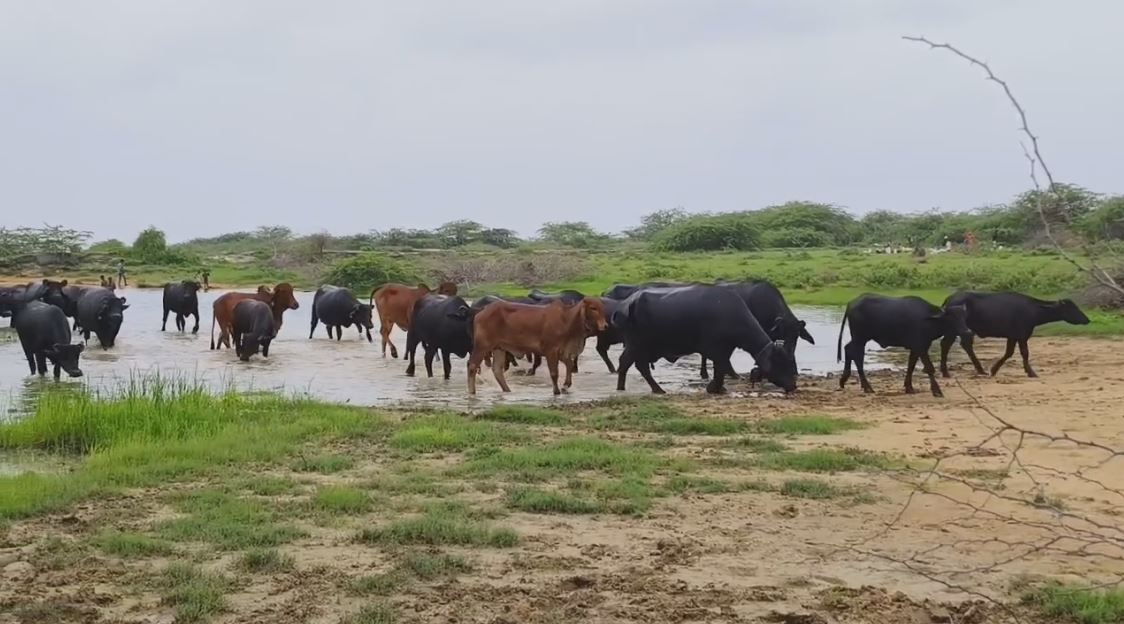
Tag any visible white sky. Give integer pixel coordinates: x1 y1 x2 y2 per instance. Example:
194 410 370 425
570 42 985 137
2 1 1121 243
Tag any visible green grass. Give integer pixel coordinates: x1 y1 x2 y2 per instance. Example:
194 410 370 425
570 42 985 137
343 604 398 624
664 475 737 495
291 453 354 474
156 490 306 550
349 573 402 596
754 448 891 473
779 478 845 500
462 437 663 482
161 563 230 624
312 486 373 514
90 530 175 558
507 488 603 514
232 475 301 496
590 401 747 436
390 414 525 453
365 472 461 497
236 548 295 573
727 437 789 453
476 405 569 426
1022 583 1124 624
399 552 474 580
753 415 866 436
357 507 518 547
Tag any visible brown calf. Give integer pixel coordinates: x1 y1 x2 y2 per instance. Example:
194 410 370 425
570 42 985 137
370 281 457 358
467 297 607 396
210 283 300 349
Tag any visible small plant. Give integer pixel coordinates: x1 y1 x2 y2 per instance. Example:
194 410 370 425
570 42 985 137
342 603 398 624
357 507 518 547
161 563 230 623
91 531 175 558
292 454 354 474
237 548 295 573
312 486 372 515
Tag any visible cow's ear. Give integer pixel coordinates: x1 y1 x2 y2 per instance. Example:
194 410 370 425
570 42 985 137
770 316 784 333
799 321 815 344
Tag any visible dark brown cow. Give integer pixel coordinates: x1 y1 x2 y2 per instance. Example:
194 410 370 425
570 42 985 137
210 283 300 349
467 297 607 396
371 281 457 358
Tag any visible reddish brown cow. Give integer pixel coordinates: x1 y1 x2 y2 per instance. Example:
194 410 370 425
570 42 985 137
210 283 300 349
371 281 457 358
467 297 607 396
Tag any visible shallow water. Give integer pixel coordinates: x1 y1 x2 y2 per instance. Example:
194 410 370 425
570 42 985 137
0 288 887 416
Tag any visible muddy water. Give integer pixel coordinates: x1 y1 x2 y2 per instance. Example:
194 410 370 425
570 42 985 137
0 288 888 417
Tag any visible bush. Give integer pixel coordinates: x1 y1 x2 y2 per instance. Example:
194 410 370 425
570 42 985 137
322 253 422 292
760 227 832 249
653 214 760 251
133 227 168 262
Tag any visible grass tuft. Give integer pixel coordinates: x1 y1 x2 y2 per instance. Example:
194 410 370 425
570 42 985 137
90 530 175 558
753 415 865 436
591 401 746 436
343 603 398 624
349 574 401 596
357 507 517 547
462 437 660 481
476 405 568 426
754 448 890 473
507 488 602 514
161 563 229 623
1022 583 1124 624
312 486 373 515
399 552 474 580
157 490 305 549
237 548 295 573
390 414 524 453
292 454 354 474
780 478 843 500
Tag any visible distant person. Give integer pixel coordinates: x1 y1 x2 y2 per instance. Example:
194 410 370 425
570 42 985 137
99 275 108 288
200 269 211 292
116 259 127 287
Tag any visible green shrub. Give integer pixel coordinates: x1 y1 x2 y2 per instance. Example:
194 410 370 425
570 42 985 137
322 253 421 293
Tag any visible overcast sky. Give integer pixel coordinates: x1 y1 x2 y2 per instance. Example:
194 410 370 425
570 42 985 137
2 1 1121 244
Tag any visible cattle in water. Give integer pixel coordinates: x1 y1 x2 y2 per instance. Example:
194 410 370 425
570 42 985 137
232 299 276 361
2 280 71 322
612 285 797 395
162 281 202 333
311 285 375 341
468 297 608 396
704 280 816 380
371 282 457 358
62 284 97 328
837 294 971 397
75 287 129 348
404 294 475 379
11 301 85 379
210 283 300 350
939 291 1090 378
470 295 538 372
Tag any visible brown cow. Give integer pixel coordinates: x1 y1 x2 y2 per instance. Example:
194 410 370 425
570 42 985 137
467 297 607 396
370 281 457 358
210 283 300 349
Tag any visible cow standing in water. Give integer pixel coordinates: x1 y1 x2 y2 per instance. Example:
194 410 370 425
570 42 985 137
210 283 300 350
232 299 276 362
11 300 85 380
939 291 1090 378
837 294 971 397
404 294 475 380
75 287 129 348
311 285 375 341
371 282 457 358
162 280 202 333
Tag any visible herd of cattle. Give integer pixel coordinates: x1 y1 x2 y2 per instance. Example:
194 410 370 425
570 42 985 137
0 277 1091 398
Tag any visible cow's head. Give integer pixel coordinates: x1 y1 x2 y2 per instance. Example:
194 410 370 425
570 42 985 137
769 316 815 353
44 342 85 377
39 279 71 312
97 296 128 347
754 340 798 393
437 281 458 296
238 334 270 361
181 280 202 295
351 303 375 329
1056 298 1091 325
580 297 608 335
445 301 477 322
936 304 972 342
272 283 299 310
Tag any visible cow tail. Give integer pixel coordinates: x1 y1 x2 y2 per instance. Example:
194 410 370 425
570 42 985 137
370 285 385 312
836 306 849 363
209 313 217 350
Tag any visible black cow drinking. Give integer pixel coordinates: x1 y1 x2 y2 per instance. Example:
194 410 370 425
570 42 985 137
404 294 475 379
162 280 202 333
707 280 815 380
232 299 276 361
837 294 971 397
939 291 1090 378
613 285 797 394
310 285 374 341
11 300 85 379
75 287 129 348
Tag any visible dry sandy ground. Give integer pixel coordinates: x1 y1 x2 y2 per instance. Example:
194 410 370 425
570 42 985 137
2 337 1122 623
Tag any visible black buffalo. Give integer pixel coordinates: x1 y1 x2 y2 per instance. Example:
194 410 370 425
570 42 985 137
62 284 96 328
527 289 586 305
2 280 71 321
75 287 129 348
939 291 1090 378
601 282 692 300
232 299 276 361
162 280 202 333
613 285 797 394
837 294 971 397
310 285 374 341
11 300 85 379
705 280 815 380
405 294 475 379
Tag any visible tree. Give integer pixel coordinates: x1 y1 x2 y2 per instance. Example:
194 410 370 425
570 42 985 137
480 227 520 248
255 225 293 259
1081 196 1124 241
652 213 760 251
322 253 421 292
435 220 484 247
1010 183 1101 233
537 221 611 248
626 207 689 240
133 227 167 262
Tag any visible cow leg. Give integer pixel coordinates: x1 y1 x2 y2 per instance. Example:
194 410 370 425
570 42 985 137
161 307 169 331
23 349 36 375
424 346 437 378
545 353 563 395
920 352 942 397
938 335 956 377
35 353 48 376
528 354 541 376
635 359 665 394
309 311 319 339
177 313 186 332
961 335 986 376
990 338 1017 376
904 351 919 394
838 341 853 390
491 348 512 392
596 336 616 373
467 349 484 395
563 355 575 388
706 358 730 394
380 319 398 358
53 362 61 381
699 357 709 380
850 342 874 393
262 340 271 357
616 350 635 391
442 350 452 380
1018 339 1037 377
233 330 243 357
192 310 200 334
335 326 343 341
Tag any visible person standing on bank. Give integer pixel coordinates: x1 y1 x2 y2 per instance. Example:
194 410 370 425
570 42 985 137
116 259 127 287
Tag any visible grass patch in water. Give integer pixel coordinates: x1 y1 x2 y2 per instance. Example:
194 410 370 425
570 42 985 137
476 405 569 426
156 490 306 550
161 563 230 624
90 530 175 558
1022 582 1124 624
357 507 517 547
753 415 865 436
390 414 525 453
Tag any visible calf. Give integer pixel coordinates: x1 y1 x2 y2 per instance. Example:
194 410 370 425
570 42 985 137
405 294 475 379
75 287 129 348
12 301 85 379
468 297 607 396
939 291 1090 378
837 294 971 397
162 280 202 333
232 299 276 361
210 283 300 349
311 285 374 341
371 282 457 358
613 285 797 395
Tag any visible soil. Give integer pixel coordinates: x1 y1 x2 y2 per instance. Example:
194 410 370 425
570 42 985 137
2 336 1122 623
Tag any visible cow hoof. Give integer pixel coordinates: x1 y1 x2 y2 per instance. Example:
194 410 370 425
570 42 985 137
905 388 917 395
932 391 944 398
1027 371 1038 378
940 371 950 379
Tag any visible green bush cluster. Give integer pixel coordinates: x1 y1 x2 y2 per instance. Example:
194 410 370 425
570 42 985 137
321 253 422 292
